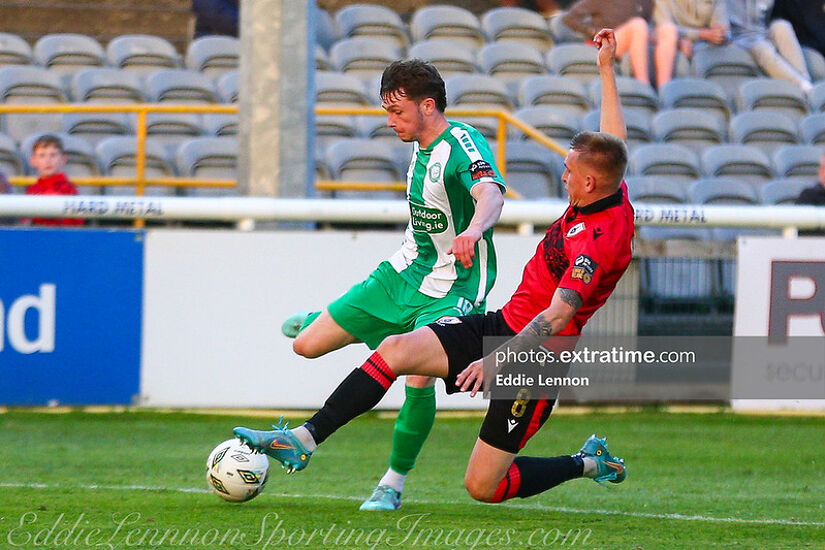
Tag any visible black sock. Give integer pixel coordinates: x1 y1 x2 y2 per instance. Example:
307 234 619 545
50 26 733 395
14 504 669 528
304 352 396 445
513 455 584 498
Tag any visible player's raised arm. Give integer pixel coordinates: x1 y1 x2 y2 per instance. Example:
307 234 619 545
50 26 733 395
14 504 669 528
594 28 627 142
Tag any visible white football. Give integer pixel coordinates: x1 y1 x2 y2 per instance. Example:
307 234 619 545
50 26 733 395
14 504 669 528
206 439 269 502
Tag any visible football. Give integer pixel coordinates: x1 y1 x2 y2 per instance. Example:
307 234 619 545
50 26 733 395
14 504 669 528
206 439 269 502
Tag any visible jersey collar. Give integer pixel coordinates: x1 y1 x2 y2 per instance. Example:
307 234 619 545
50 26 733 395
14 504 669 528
575 187 624 216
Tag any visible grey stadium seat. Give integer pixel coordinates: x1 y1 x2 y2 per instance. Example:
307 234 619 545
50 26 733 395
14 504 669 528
0 133 23 176
729 111 798 156
799 113 825 145
176 137 238 196
329 37 401 83
446 74 513 110
809 82 825 112
477 42 546 91
106 34 181 76
34 34 105 77
583 109 652 149
315 45 333 71
689 177 759 205
503 140 562 198
629 144 701 184
625 176 687 203
217 70 238 103
96 136 175 195
701 145 773 187
410 6 485 51
70 68 145 103
316 70 371 106
185 36 239 79
335 4 408 48
735 78 809 120
651 108 726 154
146 113 204 155
62 112 132 146
325 138 403 199
407 40 477 78
204 113 238 136
691 44 761 97
803 47 825 82
512 106 580 142
356 116 396 144
519 75 590 115
0 66 67 141
659 77 730 121
481 7 552 51
545 43 599 83
761 178 814 204
22 132 99 179
315 115 357 151
589 77 658 117
315 7 338 51
0 33 34 67
145 69 218 103
772 145 825 180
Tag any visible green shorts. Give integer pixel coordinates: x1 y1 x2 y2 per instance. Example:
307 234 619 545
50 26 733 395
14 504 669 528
327 261 483 349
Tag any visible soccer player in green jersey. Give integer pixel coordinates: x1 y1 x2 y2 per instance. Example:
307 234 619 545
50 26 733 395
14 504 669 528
281 59 506 510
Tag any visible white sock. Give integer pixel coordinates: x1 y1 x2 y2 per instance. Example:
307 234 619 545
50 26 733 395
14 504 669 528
378 468 407 493
581 457 598 478
291 425 317 452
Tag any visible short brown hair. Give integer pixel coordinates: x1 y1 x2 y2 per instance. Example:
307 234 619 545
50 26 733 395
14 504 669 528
380 59 447 112
31 134 64 154
570 131 628 187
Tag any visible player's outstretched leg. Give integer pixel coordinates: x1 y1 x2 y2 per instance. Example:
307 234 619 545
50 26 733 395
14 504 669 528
233 417 313 473
576 434 626 485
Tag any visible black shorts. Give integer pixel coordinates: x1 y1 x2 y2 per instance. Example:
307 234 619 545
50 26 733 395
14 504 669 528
428 310 558 454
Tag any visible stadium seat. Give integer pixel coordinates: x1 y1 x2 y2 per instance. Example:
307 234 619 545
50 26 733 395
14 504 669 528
356 116 396 144
583 109 652 149
34 34 105 77
689 177 759 204
477 42 545 92
70 68 145 103
0 66 67 141
625 175 687 203
410 5 485 51
809 82 825 112
185 36 240 79
315 7 338 51
145 69 219 103
735 78 809 120
217 70 238 103
518 75 590 115
0 33 34 67
629 144 701 184
802 47 825 82
106 34 181 75
62 112 132 146
659 77 730 121
545 44 599 83
329 37 401 83
512 106 580 142
760 178 813 204
651 108 726 153
389 142 414 180
482 7 552 51
335 4 408 48
799 113 825 145
502 140 562 198
772 145 825 180
22 132 99 179
701 145 773 187
589 77 659 117
203 113 238 136
446 74 513 110
315 70 371 106
176 136 238 196
0 132 23 176
145 113 204 154
325 137 402 199
691 44 761 97
315 114 358 150
96 136 175 195
729 111 799 156
407 40 477 78
315 45 333 71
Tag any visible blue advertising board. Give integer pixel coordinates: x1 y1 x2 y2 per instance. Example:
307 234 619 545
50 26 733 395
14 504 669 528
0 228 143 405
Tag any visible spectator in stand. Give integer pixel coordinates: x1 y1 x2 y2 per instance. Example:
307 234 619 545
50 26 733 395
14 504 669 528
24 135 84 227
654 0 730 88
193 0 239 38
770 0 825 60
795 153 825 236
558 0 660 86
726 0 813 92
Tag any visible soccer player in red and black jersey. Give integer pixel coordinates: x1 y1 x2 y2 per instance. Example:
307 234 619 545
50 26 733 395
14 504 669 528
234 28 634 504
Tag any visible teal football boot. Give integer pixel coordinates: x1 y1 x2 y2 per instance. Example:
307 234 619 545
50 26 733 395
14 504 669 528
577 434 626 485
281 312 310 338
359 485 402 511
233 417 312 473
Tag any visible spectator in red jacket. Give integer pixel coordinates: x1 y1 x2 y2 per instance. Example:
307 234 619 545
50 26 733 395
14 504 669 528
24 135 84 227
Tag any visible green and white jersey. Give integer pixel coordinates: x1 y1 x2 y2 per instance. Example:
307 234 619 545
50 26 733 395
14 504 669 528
388 121 506 306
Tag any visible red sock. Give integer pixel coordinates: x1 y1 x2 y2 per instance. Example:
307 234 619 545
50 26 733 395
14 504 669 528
489 462 522 503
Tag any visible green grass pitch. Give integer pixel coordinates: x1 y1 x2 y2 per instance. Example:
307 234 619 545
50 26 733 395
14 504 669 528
0 409 822 549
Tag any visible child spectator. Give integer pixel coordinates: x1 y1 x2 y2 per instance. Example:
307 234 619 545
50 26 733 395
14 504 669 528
24 135 84 227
